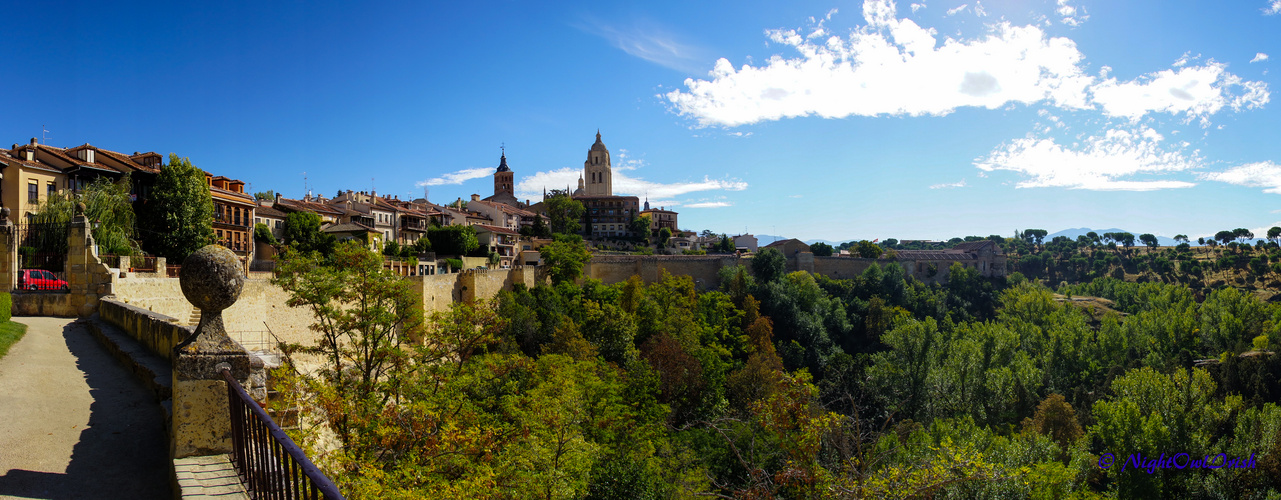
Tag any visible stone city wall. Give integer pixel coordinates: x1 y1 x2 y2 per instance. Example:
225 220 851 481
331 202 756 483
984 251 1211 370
113 267 540 346
584 255 746 289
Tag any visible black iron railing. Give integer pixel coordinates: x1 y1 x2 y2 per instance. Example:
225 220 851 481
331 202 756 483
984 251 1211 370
221 368 344 499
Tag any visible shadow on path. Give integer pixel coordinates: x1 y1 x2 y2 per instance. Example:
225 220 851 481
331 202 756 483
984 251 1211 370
0 320 169 499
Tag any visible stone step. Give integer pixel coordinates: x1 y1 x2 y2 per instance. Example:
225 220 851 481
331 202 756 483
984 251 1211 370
84 315 173 423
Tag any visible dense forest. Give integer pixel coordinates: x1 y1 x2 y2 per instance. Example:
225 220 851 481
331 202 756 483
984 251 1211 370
270 236 1281 499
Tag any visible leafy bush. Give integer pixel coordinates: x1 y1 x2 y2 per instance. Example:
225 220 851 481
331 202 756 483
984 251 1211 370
0 292 10 322
254 223 278 245
445 258 464 272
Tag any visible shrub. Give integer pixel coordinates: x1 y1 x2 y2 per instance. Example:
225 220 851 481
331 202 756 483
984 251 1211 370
0 292 10 322
445 258 464 273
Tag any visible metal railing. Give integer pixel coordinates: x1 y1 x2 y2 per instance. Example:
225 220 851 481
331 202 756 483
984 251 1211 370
221 368 344 499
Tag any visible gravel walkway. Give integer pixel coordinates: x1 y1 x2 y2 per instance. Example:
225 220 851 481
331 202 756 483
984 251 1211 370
0 317 170 499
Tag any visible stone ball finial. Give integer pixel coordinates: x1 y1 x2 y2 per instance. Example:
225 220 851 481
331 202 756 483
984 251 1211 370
75 202 86 215
179 245 244 313
1 207 9 218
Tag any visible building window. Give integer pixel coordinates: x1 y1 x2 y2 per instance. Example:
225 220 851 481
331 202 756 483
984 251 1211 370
47 182 55 198
27 182 37 204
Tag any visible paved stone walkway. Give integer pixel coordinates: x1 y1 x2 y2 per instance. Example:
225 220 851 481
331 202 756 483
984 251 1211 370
0 317 170 499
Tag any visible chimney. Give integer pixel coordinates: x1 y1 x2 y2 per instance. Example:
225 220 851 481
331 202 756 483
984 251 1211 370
275 192 281 203
471 194 480 202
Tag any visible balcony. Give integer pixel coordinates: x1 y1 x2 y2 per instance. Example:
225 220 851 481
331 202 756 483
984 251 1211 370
401 219 428 232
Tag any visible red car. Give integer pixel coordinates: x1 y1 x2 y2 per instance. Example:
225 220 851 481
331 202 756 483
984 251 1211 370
19 269 69 291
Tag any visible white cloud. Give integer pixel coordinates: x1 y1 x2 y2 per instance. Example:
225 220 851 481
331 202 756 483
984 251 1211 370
974 1 987 17
946 4 968 16
1200 161 1281 193
513 168 748 203
1252 53 1270 63
976 126 1201 190
910 3 926 13
1057 0 1088 26
666 0 1095 127
1173 51 1195 67
929 179 967 189
416 167 492 187
664 1 1269 128
579 17 708 73
1267 1 1281 15
684 201 733 208
1091 62 1271 121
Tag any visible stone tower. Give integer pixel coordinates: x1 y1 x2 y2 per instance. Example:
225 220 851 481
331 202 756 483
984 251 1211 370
494 149 513 199
584 130 612 196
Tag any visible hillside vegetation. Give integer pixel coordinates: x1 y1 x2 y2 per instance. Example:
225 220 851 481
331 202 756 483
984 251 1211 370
273 241 1281 499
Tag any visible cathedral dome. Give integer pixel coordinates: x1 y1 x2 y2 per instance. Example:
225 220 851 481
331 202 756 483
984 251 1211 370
590 130 608 152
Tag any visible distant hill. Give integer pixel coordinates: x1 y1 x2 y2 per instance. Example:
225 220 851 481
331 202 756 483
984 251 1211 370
1046 228 1182 246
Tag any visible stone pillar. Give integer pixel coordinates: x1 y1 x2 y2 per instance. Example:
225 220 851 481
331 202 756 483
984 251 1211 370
157 257 167 277
171 245 251 459
0 208 14 291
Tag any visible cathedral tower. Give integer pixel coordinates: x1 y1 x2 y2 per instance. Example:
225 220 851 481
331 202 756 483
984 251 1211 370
584 130 612 196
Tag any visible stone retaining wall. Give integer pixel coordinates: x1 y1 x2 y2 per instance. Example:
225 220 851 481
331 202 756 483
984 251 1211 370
99 297 193 361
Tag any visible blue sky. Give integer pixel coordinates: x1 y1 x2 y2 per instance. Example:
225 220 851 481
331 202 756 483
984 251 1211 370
5 0 1281 242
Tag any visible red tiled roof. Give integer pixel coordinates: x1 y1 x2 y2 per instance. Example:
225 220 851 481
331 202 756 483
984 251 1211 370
475 224 519 235
255 205 287 218
893 250 976 260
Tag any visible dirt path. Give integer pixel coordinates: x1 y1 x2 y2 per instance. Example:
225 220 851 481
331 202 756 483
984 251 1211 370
0 317 170 499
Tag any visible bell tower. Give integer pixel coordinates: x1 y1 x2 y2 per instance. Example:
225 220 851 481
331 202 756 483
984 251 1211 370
583 130 612 196
494 147 514 198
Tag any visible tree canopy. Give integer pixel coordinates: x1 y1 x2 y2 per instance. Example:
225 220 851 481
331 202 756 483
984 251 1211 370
282 211 335 255
138 154 214 261
543 189 585 235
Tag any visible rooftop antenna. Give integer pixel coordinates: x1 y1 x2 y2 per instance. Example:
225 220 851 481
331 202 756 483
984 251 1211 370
41 125 51 145
303 171 309 197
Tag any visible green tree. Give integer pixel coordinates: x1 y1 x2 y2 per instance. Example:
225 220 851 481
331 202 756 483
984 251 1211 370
253 223 278 246
717 234 734 253
1234 227 1255 244
855 239 884 258
253 190 275 201
139 154 214 261
543 189 585 235
751 247 786 283
1023 229 1048 245
541 233 592 285
426 224 479 255
282 211 335 255
629 214 652 241
810 242 834 257
271 240 426 450
658 227 671 247
411 236 432 254
1139 233 1159 249
30 175 141 256
524 214 552 238
383 240 402 258
1269 226 1281 245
